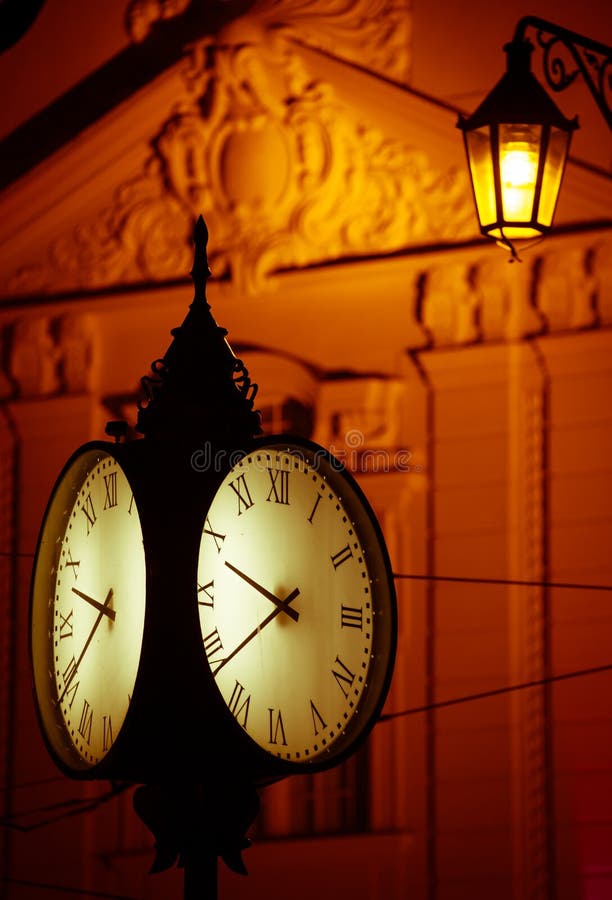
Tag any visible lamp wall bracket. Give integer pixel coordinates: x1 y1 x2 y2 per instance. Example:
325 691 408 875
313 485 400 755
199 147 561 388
513 16 612 129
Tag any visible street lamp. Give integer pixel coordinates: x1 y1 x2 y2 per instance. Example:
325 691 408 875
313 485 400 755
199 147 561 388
458 17 612 257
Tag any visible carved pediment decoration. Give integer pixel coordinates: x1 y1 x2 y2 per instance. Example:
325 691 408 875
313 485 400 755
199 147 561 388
5 158 194 296
161 28 473 291
5 3 474 297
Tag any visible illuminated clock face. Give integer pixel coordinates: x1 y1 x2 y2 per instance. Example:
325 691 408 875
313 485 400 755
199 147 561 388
197 441 395 767
31 448 146 771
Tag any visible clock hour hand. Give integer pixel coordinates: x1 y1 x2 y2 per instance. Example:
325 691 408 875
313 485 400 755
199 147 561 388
212 587 300 676
58 588 114 703
72 587 116 621
224 561 299 622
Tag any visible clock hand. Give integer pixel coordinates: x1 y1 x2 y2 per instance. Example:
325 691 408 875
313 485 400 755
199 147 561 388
72 587 116 621
212 587 300 676
58 588 114 703
224 561 300 622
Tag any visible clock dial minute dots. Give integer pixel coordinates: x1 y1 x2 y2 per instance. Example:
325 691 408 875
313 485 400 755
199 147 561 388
52 455 145 767
31 447 147 773
196 442 396 771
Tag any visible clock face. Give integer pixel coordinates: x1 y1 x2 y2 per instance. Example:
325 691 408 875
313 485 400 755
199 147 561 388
197 440 396 768
31 448 147 772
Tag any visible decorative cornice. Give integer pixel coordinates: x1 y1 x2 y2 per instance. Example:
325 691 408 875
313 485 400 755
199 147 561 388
126 0 411 81
125 0 192 43
6 312 97 399
248 0 411 82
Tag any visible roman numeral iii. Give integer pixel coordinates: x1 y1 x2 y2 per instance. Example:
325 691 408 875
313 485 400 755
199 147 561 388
341 604 363 630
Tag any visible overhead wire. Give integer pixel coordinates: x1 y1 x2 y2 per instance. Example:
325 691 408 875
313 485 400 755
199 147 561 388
384 571 612 719
0 876 141 899
392 571 612 592
0 783 129 833
379 662 612 722
0 775 67 794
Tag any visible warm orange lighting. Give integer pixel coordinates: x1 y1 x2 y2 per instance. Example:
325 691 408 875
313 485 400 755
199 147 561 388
458 39 577 254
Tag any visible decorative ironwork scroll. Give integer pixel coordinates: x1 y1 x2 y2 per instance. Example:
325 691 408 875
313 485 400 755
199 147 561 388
513 16 612 129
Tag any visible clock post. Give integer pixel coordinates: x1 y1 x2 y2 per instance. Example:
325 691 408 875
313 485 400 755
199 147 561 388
129 215 263 898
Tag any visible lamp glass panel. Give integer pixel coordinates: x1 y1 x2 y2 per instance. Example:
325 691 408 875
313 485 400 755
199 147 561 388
538 126 570 227
499 124 541 222
465 126 496 227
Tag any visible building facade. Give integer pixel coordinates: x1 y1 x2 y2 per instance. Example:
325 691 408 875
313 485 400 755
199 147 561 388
1 2 611 899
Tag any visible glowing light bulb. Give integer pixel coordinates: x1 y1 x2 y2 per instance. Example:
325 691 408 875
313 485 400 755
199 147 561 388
500 140 538 220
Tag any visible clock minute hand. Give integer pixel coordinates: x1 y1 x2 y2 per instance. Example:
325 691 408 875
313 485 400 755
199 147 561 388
72 587 117 621
58 588 114 703
224 561 300 622
212 587 300 677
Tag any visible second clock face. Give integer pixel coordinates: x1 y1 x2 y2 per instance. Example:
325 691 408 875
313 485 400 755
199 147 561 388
197 442 393 767
31 448 147 771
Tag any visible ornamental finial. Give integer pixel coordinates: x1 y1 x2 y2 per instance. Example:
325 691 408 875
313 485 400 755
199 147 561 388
135 216 261 446
190 215 211 306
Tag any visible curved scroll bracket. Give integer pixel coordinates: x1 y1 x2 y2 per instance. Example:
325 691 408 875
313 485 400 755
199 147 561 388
513 16 612 129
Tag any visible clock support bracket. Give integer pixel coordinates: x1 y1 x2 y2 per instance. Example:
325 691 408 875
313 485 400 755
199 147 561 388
133 780 260 899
